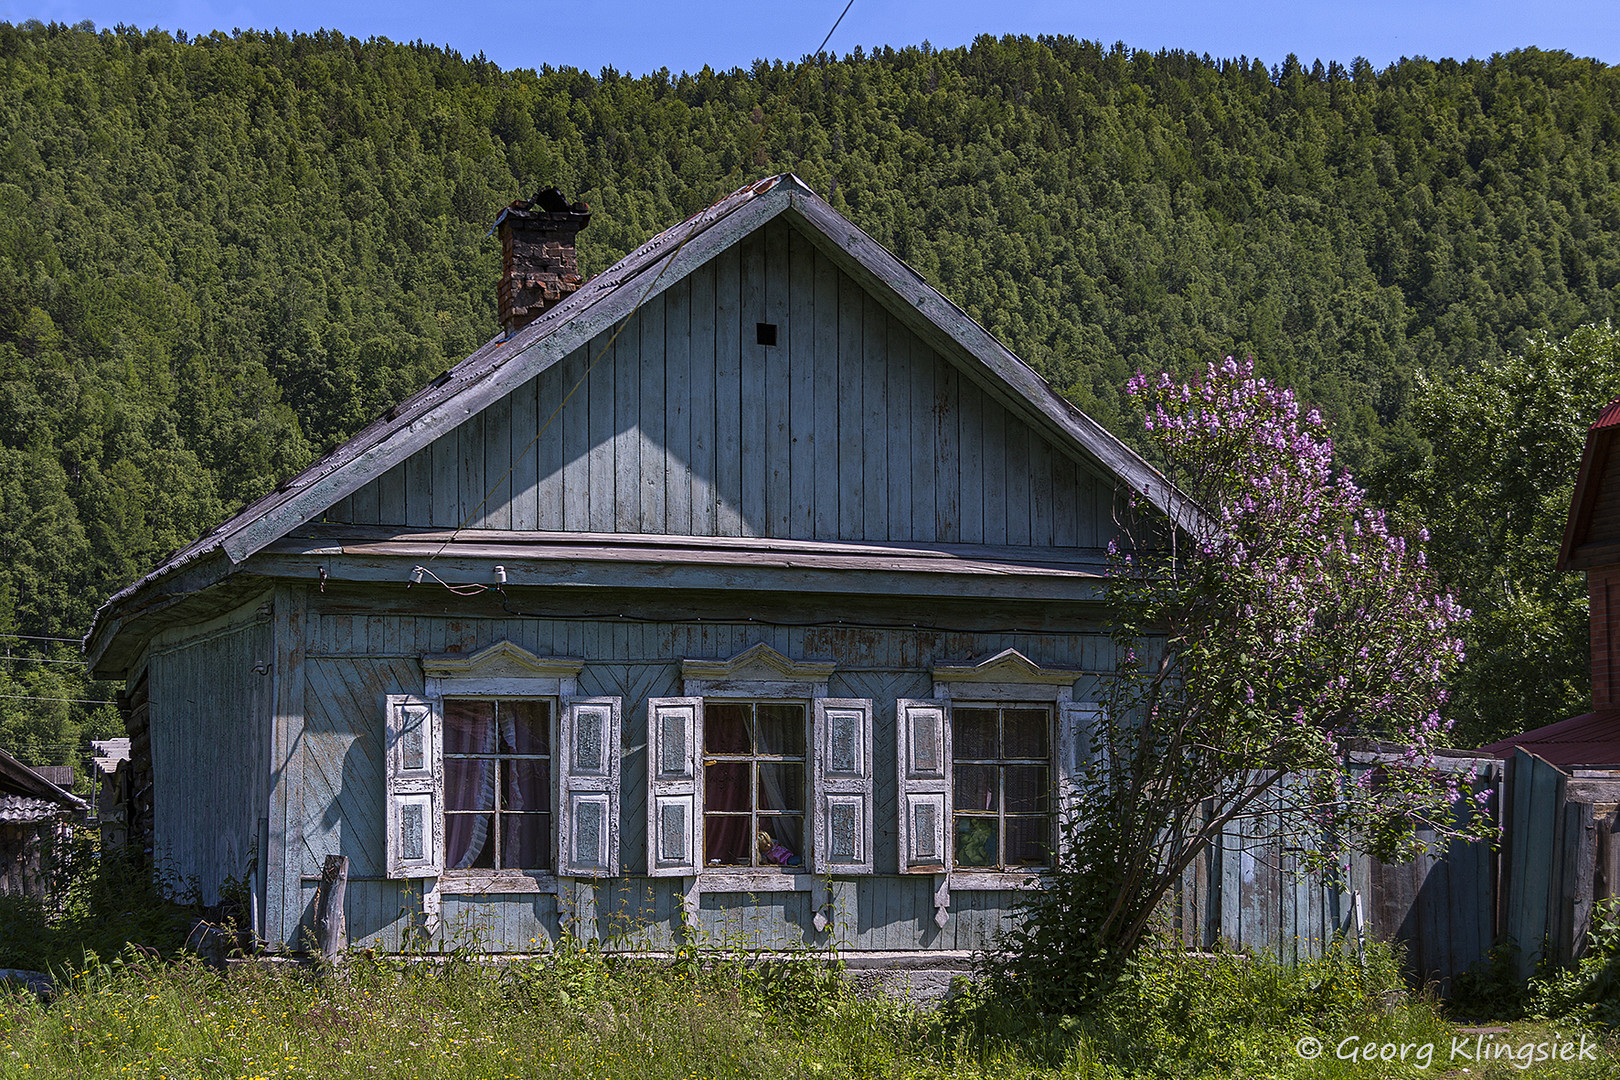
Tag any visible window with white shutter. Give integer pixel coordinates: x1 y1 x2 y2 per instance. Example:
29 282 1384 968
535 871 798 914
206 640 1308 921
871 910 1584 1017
811 698 874 875
558 697 621 877
646 697 702 877
385 695 442 879
896 699 950 875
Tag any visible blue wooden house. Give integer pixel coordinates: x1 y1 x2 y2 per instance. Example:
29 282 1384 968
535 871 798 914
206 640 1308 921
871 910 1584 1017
83 175 1183 954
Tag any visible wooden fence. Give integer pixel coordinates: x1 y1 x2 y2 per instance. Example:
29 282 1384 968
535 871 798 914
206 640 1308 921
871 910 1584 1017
1166 749 1504 991
1501 748 1620 978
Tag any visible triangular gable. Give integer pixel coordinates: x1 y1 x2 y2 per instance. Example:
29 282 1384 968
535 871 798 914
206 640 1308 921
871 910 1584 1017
323 215 1135 548
1561 396 1620 571
89 176 1192 638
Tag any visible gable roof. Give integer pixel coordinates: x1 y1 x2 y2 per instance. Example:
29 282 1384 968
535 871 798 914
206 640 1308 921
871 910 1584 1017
1559 395 1620 571
85 174 1191 660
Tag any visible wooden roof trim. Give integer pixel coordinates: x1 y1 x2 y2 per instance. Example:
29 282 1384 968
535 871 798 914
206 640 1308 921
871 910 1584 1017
1559 422 1618 571
681 643 837 684
258 538 1104 579
931 647 1086 686
0 746 89 808
249 551 1107 604
267 524 1110 569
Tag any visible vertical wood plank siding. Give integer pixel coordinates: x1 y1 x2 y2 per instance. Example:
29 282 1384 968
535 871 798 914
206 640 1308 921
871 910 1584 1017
289 612 1098 951
327 225 1115 550
147 604 274 908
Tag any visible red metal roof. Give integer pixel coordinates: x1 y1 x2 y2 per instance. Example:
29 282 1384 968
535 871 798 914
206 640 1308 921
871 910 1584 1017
1481 709 1620 768
1595 396 1620 431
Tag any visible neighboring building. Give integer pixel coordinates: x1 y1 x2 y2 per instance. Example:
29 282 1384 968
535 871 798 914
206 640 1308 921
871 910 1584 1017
0 747 88 899
1485 394 1620 777
83 175 1188 954
1482 395 1620 973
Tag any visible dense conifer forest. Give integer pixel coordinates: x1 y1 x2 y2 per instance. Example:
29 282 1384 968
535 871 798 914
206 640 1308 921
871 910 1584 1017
3 20 1619 764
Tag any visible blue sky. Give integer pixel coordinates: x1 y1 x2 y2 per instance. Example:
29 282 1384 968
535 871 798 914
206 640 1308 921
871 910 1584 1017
1 0 1617 75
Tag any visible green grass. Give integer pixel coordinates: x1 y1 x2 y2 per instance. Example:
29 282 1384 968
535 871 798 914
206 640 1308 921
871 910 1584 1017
2 941 1615 1080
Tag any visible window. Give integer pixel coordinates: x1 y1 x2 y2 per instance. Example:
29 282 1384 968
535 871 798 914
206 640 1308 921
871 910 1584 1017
701 701 807 868
951 705 1052 869
649 653 874 883
442 699 552 871
385 642 621 886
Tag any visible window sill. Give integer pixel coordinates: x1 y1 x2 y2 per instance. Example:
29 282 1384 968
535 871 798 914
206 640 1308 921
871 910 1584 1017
949 870 1045 891
697 869 815 892
438 870 559 895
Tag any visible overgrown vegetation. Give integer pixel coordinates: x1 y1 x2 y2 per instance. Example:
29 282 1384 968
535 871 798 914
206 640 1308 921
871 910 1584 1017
0 830 204 973
1452 898 1620 1030
3 842 1617 1078
8 936 1612 1080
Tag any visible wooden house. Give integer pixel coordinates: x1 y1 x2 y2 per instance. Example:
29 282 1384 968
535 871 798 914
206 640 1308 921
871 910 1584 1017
0 747 87 899
83 175 1186 954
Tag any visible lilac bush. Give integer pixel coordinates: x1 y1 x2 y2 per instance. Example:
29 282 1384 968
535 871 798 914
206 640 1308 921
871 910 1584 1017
1000 359 1490 1011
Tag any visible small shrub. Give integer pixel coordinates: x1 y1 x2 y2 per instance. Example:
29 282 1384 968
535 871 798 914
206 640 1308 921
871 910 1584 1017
1527 898 1620 1028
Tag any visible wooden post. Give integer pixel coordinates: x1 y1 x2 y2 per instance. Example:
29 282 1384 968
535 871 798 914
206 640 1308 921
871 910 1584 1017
1598 808 1620 902
314 855 348 962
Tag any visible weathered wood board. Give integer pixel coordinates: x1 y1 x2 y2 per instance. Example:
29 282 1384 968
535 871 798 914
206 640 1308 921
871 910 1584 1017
328 221 1117 551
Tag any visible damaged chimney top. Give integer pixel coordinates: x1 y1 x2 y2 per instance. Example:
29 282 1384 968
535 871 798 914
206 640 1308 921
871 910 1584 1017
494 187 591 338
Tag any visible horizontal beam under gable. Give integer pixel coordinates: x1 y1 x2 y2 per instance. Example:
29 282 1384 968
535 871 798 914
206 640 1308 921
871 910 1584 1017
249 551 1108 604
271 524 1112 571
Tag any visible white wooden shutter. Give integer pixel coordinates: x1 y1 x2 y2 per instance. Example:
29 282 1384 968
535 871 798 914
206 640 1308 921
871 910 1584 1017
645 697 702 877
896 699 951 874
1058 702 1105 811
558 697 621 877
812 698 874 874
385 695 442 879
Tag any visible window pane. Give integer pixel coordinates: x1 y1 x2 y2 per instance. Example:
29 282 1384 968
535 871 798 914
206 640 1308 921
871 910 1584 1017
505 758 550 814
705 702 752 754
757 816 804 866
1003 709 1049 759
954 764 998 811
955 816 997 867
445 758 496 812
1004 765 1049 813
953 708 998 759
704 815 753 866
704 761 750 812
444 700 497 755
1006 816 1050 866
755 704 806 756
502 813 549 871
446 813 494 869
500 700 551 755
757 762 804 812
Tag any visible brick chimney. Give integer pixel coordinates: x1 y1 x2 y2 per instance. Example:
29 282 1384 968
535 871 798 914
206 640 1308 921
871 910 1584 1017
494 187 591 338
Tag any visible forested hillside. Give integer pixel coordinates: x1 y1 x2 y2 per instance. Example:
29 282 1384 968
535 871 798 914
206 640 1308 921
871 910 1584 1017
4 20 1620 764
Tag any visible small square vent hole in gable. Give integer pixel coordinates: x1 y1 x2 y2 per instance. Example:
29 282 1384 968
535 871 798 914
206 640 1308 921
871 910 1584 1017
756 322 778 347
